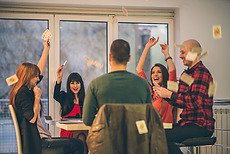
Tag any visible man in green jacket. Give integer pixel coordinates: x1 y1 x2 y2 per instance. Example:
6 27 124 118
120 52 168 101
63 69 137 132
83 39 152 126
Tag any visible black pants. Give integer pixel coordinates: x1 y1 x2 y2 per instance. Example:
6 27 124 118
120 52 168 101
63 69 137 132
41 137 84 154
165 123 213 154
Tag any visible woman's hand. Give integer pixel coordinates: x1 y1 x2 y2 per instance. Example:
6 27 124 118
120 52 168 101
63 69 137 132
153 86 172 99
33 86 42 101
43 39 50 50
160 43 170 57
145 36 159 49
57 65 64 84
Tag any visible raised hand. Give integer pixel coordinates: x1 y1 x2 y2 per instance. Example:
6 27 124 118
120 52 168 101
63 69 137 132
160 43 169 57
57 65 64 84
146 36 159 49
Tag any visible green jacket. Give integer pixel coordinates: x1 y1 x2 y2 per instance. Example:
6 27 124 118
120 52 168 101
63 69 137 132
87 104 168 154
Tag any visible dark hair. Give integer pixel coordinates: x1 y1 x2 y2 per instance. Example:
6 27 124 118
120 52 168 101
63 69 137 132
66 73 85 113
110 39 130 64
150 63 169 88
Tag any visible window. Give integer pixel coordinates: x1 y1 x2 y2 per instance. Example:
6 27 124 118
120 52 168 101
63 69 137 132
0 9 174 153
0 15 51 153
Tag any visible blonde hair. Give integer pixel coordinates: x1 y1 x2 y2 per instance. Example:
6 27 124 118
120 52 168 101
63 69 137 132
9 62 40 109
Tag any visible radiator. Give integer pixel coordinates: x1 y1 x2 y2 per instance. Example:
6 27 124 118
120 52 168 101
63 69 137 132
199 104 230 154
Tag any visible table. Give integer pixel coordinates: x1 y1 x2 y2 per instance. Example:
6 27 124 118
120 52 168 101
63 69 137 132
45 119 91 131
46 119 172 130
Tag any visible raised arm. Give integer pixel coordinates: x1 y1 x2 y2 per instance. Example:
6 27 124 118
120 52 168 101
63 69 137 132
160 43 176 72
37 40 50 75
56 65 63 84
30 86 42 123
136 36 159 73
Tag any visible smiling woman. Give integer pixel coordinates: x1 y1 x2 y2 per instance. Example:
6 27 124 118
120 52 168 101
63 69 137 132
136 36 177 124
53 65 88 153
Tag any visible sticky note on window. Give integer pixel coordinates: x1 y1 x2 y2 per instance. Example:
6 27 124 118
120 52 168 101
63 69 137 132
213 25 222 39
186 52 198 62
180 73 194 86
208 81 217 97
167 81 178 92
136 120 148 134
6 74 18 86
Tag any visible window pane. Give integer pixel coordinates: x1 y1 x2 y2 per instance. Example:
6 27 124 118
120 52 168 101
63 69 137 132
60 21 107 90
0 19 49 153
118 23 168 81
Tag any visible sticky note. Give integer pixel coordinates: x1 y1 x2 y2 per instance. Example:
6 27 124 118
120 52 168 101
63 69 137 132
186 52 198 62
41 29 52 40
208 81 217 97
198 51 208 61
180 73 194 86
6 74 18 86
122 6 128 16
167 81 178 92
213 25 222 39
136 120 148 134
175 44 186 49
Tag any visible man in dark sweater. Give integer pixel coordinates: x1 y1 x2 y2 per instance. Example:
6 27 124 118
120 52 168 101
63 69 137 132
83 39 152 126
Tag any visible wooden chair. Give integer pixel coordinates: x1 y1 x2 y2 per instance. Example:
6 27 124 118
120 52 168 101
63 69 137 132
9 105 23 154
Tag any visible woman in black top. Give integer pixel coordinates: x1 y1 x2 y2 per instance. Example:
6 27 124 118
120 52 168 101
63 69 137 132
54 65 88 153
9 40 84 154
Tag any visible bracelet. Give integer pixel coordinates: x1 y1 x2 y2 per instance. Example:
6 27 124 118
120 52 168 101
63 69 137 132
165 56 172 61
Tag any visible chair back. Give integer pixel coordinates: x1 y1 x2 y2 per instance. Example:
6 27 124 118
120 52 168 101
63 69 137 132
9 105 23 154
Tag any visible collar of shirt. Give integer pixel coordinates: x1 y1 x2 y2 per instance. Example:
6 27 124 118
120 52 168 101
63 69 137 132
185 61 203 74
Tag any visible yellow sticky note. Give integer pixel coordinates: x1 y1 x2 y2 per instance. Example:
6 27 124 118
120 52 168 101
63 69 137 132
122 6 128 16
198 51 208 61
213 25 222 39
136 120 148 134
6 74 18 86
208 81 217 97
167 81 178 92
175 44 186 49
180 73 194 86
186 52 198 62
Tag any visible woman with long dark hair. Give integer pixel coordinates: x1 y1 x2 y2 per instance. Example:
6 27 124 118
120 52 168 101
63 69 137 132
136 36 178 123
54 65 87 153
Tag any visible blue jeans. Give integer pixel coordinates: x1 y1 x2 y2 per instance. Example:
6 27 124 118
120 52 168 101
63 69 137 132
41 137 84 154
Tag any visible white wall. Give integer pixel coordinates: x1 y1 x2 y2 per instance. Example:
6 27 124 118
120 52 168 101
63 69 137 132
1 0 230 99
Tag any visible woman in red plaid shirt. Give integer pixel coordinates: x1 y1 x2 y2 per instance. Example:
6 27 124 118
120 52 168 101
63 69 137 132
154 39 215 154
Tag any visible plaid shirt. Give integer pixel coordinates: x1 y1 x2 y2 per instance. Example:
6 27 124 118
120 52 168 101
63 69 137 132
170 61 215 132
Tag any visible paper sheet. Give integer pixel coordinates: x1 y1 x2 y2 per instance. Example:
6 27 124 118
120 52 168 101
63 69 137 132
180 73 194 86
41 29 52 40
6 74 18 86
186 52 198 62
208 81 217 97
167 81 178 92
136 120 148 134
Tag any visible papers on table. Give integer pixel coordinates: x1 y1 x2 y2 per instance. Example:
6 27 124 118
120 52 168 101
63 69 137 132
58 118 83 124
